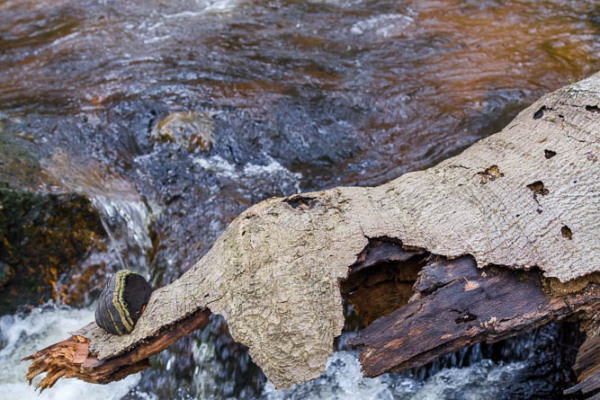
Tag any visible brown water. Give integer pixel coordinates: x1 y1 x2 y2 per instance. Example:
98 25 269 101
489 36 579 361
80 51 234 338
0 0 599 398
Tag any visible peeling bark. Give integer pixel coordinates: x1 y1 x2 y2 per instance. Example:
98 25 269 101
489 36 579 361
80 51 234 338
25 74 600 390
24 309 210 391
565 335 600 399
348 256 600 377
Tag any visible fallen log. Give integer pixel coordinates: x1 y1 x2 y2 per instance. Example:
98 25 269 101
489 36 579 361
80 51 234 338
26 73 600 390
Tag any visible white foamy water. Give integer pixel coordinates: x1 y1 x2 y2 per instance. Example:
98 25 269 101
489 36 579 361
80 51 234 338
261 351 408 400
0 306 141 400
261 351 529 400
169 0 241 16
350 14 416 38
193 154 303 193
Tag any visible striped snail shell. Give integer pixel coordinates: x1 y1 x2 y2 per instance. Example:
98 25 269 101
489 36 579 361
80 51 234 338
95 270 153 335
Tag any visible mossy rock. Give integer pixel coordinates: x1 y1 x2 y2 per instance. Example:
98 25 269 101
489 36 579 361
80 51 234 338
0 185 107 314
150 111 215 153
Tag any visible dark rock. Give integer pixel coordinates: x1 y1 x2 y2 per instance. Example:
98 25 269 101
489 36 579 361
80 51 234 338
0 184 107 314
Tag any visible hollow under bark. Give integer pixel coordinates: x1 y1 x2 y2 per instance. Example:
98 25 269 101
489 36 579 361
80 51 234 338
25 73 600 392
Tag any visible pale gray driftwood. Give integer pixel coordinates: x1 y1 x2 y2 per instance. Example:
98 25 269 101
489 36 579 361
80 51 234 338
75 74 600 388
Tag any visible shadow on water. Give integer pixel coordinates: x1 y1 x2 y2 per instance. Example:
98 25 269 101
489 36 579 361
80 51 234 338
1 0 600 398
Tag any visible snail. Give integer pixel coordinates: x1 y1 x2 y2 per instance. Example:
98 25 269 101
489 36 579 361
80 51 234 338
95 270 153 335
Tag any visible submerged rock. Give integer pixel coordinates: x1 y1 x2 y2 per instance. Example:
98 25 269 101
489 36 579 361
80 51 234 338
151 111 215 153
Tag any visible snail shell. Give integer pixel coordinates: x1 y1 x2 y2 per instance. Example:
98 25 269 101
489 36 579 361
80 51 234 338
95 270 152 335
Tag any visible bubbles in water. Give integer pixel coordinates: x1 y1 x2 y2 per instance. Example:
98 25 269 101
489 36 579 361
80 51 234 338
0 306 141 400
350 14 416 38
260 351 530 400
192 154 302 194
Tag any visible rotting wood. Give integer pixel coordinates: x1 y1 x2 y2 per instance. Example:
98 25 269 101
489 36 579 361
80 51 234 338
565 335 600 399
24 308 210 391
340 239 428 326
25 73 600 389
348 256 600 377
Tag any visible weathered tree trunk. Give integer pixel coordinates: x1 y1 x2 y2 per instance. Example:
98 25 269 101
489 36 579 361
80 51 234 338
26 74 600 392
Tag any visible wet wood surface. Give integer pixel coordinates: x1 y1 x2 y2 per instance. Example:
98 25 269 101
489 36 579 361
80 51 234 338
340 239 428 326
565 335 600 398
24 308 211 391
348 256 600 378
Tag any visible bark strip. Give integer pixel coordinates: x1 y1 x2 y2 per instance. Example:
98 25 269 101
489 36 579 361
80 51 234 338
348 256 600 377
565 335 600 398
24 309 210 391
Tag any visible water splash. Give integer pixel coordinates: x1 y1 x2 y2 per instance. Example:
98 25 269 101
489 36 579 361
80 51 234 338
43 150 154 274
350 14 416 38
0 306 142 400
192 154 302 193
260 351 530 400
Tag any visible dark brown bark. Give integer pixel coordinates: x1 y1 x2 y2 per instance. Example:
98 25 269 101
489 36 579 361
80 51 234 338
565 335 600 399
340 239 428 325
347 255 600 378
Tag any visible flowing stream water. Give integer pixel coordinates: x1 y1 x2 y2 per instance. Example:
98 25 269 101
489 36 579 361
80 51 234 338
1 0 599 398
